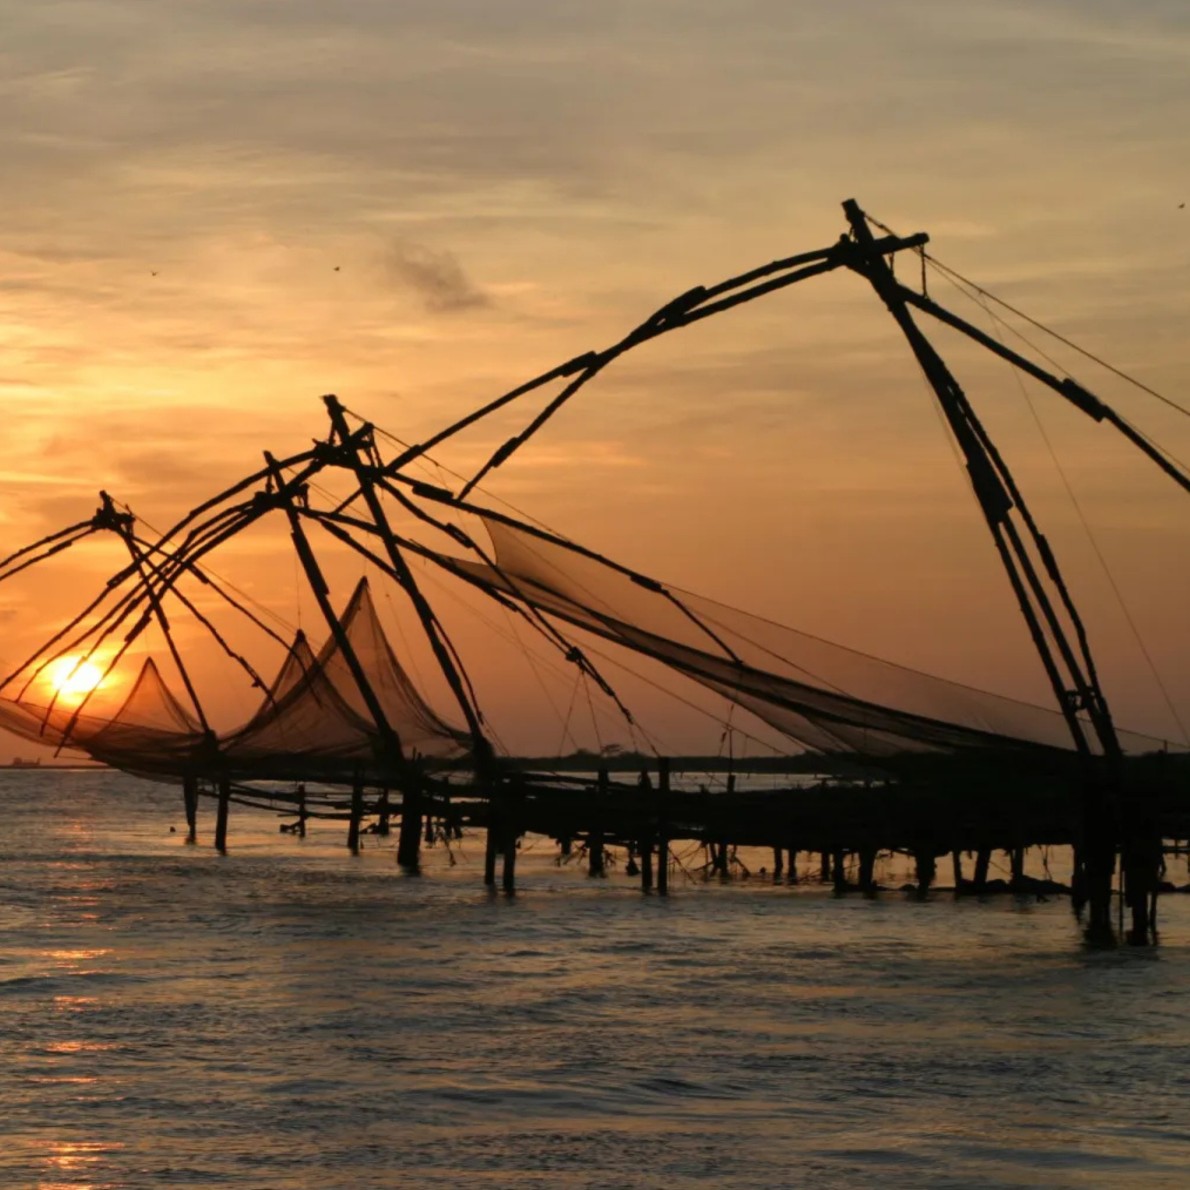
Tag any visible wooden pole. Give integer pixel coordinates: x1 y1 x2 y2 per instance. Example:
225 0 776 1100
265 451 414 857
397 774 423 872
297 784 308 838
915 849 936 893
484 775 500 887
501 777 522 894
832 849 847 893
858 847 877 894
214 775 230 854
589 768 608 877
640 830 654 892
1009 846 1025 890
842 199 1125 938
657 758 670 896
348 772 364 855
951 850 963 889
973 847 991 892
182 773 198 844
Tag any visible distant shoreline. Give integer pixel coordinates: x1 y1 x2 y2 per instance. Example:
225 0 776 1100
0 763 107 771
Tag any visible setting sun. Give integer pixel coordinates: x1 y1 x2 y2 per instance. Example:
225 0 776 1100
47 656 105 701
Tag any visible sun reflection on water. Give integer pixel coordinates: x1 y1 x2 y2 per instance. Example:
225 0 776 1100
37 1138 124 1189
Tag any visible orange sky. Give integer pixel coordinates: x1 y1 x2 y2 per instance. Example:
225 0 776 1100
1 1 1187 758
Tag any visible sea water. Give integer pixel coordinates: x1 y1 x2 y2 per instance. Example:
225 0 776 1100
2 770 1189 1189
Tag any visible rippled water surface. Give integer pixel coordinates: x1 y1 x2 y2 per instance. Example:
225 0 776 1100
2 771 1190 1188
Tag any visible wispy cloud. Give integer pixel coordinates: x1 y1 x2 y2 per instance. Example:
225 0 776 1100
385 240 490 312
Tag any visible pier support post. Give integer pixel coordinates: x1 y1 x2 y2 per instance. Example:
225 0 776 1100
786 847 798 884
656 759 670 896
637 769 654 892
375 789 390 837
589 768 608 877
1122 831 1162 945
501 832 517 894
296 784 308 838
858 847 877 894
951 850 963 890
1071 846 1087 917
214 775 230 854
973 847 991 892
397 775 423 872
182 774 198 844
820 851 832 883
640 833 653 892
1009 846 1025 890
832 849 847 894
772 846 784 880
501 778 523 894
348 774 364 855
914 849 936 894
483 783 500 887
711 839 730 878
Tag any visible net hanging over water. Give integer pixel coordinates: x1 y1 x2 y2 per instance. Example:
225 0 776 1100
435 513 1168 760
0 578 468 780
221 577 468 779
0 656 206 774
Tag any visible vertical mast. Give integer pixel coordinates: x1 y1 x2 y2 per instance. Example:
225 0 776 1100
320 396 494 769
840 199 1124 937
840 200 1120 761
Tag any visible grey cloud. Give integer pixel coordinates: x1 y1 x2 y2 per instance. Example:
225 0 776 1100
385 240 489 312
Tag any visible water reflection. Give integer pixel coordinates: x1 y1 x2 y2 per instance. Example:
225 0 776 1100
38 1138 124 1189
2 771 1189 1189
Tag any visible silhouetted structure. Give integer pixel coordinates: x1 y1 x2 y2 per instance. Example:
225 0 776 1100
0 200 1185 944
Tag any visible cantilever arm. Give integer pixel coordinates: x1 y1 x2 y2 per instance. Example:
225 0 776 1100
895 284 1190 496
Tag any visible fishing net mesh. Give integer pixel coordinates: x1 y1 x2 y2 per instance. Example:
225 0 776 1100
445 516 1167 759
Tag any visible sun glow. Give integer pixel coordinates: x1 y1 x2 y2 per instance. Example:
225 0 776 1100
47 656 106 701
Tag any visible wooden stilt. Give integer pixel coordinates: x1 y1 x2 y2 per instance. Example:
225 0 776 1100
858 847 877 894
820 851 831 883
772 846 784 879
914 849 936 893
297 784 308 838
501 827 517 895
589 768 607 877
501 777 523 894
973 847 991 892
214 775 230 854
640 831 654 892
656 758 670 897
375 788 390 837
397 775 422 872
483 780 499 887
787 847 798 884
832 849 847 893
714 839 731 878
348 774 364 855
182 774 198 844
1123 830 1161 944
1009 846 1025 889
1071 845 1087 916
484 824 498 886
951 850 963 889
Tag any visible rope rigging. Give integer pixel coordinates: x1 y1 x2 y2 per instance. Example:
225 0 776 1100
0 198 1182 790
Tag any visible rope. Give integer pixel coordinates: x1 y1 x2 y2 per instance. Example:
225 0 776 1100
970 295 1190 746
